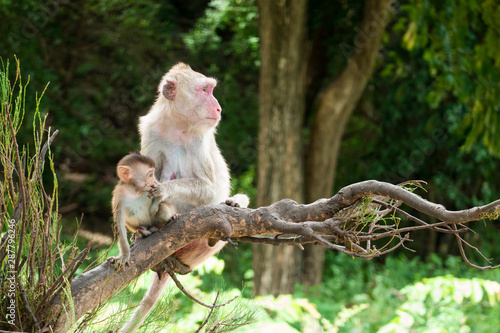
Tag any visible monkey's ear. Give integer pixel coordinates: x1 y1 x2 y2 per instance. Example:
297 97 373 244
162 80 177 100
117 166 132 182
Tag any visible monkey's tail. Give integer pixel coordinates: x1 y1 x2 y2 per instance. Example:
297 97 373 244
119 272 170 333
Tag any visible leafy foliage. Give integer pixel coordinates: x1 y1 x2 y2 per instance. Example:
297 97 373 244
172 254 499 332
302 253 500 332
379 276 500 333
0 0 259 227
0 59 89 331
401 0 500 155
336 1 500 258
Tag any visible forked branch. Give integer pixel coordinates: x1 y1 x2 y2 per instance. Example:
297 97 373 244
56 179 500 332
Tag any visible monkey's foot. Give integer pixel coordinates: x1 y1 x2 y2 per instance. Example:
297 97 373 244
132 226 158 241
226 237 239 249
153 256 192 278
165 256 193 275
224 194 249 208
154 214 179 229
107 255 130 269
224 198 240 207
208 237 238 248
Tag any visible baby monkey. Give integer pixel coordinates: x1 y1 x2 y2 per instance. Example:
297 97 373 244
108 152 176 268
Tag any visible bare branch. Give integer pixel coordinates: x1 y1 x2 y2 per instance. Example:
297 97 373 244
53 180 500 332
170 273 238 309
195 291 220 333
451 224 500 270
371 198 465 234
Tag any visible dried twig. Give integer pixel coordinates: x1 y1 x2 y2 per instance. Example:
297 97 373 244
195 291 220 333
169 272 238 309
36 244 90 318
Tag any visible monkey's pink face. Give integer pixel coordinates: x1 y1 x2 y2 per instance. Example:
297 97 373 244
196 81 221 126
161 74 222 131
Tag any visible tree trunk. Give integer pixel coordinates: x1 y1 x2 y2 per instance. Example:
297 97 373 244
253 0 308 296
302 0 392 287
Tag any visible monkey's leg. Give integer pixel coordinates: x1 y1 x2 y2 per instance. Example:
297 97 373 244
119 272 170 333
130 216 179 243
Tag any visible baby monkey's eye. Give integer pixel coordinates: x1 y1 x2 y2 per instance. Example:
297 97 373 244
147 171 153 178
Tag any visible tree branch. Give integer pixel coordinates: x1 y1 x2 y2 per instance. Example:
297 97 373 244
53 180 500 332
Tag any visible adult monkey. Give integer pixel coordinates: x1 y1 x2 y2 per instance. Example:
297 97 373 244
120 63 249 333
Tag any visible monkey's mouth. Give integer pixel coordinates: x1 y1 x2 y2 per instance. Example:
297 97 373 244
140 186 155 193
205 116 220 122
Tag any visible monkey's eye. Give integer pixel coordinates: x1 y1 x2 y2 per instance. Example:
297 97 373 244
147 171 153 178
202 85 209 93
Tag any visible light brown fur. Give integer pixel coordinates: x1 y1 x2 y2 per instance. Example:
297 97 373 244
108 153 176 268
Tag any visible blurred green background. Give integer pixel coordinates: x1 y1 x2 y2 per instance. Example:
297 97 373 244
1 0 500 331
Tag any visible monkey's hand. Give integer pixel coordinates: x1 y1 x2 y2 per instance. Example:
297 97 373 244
107 254 130 269
147 183 165 199
224 193 250 208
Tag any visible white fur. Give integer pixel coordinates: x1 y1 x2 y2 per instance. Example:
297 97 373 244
120 63 248 333
122 191 154 231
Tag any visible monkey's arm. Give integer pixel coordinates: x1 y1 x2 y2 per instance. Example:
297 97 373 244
155 178 216 207
149 196 161 216
108 206 131 267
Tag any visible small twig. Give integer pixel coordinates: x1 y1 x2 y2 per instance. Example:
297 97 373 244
207 316 256 333
366 233 411 258
310 233 345 251
33 128 59 204
371 198 464 234
195 291 220 333
398 180 428 187
39 129 59 161
6 105 27 273
457 222 474 234
401 240 416 253
37 244 90 317
169 272 238 309
340 220 465 242
451 224 499 270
